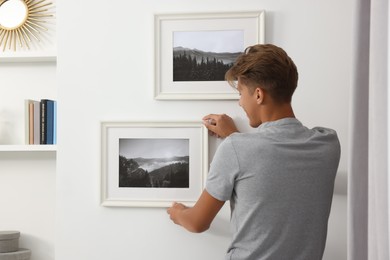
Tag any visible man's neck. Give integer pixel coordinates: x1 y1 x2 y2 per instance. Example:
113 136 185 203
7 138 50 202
261 103 295 123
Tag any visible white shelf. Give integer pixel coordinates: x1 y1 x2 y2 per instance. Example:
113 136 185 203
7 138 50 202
0 145 57 152
0 53 57 63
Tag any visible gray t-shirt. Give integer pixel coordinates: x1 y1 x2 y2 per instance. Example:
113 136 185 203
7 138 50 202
206 118 341 260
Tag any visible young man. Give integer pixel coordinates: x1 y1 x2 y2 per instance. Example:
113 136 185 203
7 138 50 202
167 44 341 260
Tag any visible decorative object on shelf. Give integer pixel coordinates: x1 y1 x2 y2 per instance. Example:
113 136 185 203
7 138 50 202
0 231 19 253
154 11 265 100
101 121 208 207
0 231 31 260
0 0 54 52
0 248 31 260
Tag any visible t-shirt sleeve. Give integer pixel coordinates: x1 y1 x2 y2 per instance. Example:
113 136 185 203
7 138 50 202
205 137 239 202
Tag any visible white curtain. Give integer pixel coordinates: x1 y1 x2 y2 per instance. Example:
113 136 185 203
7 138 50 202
348 0 389 259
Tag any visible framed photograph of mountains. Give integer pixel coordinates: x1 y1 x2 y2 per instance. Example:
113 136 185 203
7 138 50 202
101 121 208 207
154 11 265 100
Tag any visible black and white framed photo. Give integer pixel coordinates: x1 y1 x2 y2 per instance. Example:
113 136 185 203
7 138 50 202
154 11 265 100
101 121 208 207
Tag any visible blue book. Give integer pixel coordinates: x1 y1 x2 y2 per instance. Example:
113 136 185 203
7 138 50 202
46 100 55 145
41 99 55 145
53 101 57 144
40 100 46 144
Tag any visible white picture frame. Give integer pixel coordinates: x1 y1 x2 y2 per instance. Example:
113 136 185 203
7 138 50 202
101 121 208 207
154 11 265 100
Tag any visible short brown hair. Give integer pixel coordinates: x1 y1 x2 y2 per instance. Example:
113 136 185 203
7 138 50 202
225 44 298 103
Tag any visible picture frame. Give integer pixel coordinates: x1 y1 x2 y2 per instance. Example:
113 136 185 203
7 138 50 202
154 11 265 100
101 121 208 207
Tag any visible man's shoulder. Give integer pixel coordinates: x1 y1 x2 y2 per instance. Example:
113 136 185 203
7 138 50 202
311 126 338 135
225 131 271 150
310 126 340 146
226 131 261 142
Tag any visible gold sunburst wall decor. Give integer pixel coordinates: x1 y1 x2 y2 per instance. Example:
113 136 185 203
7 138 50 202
0 0 54 52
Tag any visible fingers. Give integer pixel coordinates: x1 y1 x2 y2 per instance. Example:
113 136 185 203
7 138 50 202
202 122 219 138
167 202 177 221
167 202 187 225
202 114 237 138
167 202 184 213
202 114 218 121
202 115 217 126
167 202 175 213
202 115 219 137
203 114 224 131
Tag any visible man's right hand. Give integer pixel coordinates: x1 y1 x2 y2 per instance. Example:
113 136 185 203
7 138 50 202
202 114 239 138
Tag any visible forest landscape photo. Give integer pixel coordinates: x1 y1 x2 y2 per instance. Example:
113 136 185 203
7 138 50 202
119 138 190 188
173 30 244 81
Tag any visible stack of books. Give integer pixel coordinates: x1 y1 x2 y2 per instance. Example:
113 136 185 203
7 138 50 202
25 99 57 145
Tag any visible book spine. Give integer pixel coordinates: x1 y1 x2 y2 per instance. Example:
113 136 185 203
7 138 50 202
46 100 54 145
40 100 47 144
29 102 34 144
33 101 40 145
24 99 31 145
53 101 57 145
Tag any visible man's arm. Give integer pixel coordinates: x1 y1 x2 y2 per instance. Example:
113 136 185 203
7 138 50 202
167 190 225 233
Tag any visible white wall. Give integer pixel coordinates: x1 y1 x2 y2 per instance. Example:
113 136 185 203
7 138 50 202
52 0 353 259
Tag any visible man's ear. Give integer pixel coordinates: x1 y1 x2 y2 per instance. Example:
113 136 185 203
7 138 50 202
255 87 264 104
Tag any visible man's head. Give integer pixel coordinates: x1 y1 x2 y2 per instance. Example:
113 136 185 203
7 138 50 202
226 44 298 104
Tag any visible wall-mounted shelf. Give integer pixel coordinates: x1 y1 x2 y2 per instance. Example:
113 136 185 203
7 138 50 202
0 52 57 63
0 145 57 152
